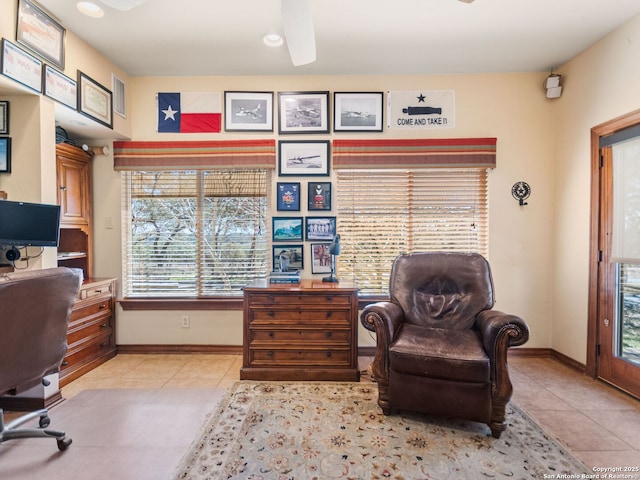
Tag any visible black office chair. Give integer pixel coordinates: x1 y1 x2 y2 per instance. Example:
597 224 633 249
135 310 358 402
0 267 82 451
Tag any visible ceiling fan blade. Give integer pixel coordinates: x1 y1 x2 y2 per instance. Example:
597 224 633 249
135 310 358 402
281 0 316 66
99 0 148 11
458 0 475 3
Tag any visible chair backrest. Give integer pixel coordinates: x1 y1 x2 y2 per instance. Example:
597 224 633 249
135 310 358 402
0 267 82 395
389 252 494 329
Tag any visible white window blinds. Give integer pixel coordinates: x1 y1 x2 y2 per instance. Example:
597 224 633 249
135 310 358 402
121 169 268 297
335 168 488 294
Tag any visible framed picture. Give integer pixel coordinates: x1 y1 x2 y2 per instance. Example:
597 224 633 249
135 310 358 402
43 65 76 110
0 101 8 135
334 92 384 132
16 0 66 69
278 140 330 177
224 91 273 131
311 243 332 274
277 182 301 211
305 216 336 241
0 138 11 173
78 71 113 128
1 39 42 93
272 216 304 241
272 245 304 271
278 91 329 134
308 182 331 211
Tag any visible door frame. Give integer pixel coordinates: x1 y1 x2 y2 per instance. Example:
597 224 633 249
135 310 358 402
587 108 640 378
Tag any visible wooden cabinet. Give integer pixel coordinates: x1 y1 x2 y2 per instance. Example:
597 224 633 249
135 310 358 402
241 279 360 381
60 278 117 387
56 143 93 278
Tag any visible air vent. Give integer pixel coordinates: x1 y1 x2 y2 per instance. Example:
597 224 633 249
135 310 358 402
112 74 126 118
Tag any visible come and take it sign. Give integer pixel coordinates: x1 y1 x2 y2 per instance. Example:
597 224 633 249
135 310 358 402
387 90 455 129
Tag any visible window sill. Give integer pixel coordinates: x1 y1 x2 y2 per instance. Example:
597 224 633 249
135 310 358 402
118 297 243 311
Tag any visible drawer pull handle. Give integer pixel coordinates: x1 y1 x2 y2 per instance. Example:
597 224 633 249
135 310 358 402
326 351 332 358
268 331 274 337
95 289 103 294
99 304 106 309
267 351 274 357
326 296 333 302
100 342 108 347
100 323 108 328
268 295 275 301
326 311 333 318
325 331 332 338
61 360 68 366
268 311 275 317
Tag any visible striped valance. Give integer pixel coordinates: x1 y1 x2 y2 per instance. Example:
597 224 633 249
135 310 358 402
332 138 497 169
113 139 276 170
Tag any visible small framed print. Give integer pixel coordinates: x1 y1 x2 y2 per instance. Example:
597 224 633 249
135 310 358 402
272 216 304 241
0 138 12 173
278 91 329 134
78 71 113 128
305 216 336 241
334 92 384 132
1 38 42 93
0 101 8 135
16 0 66 69
224 91 273 131
308 182 331 211
311 243 332 274
272 245 304 271
278 140 330 177
44 65 76 110
277 182 301 211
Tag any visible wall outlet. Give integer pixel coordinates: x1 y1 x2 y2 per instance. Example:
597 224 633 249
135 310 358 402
181 315 190 328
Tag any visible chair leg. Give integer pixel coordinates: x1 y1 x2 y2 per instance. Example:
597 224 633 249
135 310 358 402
489 403 507 438
0 408 72 451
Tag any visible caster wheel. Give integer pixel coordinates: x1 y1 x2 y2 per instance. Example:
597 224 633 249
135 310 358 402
57 437 72 451
39 416 51 428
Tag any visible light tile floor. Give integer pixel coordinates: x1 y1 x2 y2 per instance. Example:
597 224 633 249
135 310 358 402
0 354 639 479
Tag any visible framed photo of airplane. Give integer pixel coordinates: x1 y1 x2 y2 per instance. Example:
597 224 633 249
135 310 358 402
224 91 273 131
278 140 330 177
278 91 329 134
334 92 383 132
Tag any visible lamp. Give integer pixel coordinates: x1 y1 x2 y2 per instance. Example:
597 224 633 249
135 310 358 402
322 234 341 283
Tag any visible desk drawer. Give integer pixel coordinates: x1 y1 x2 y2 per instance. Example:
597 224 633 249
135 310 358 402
249 348 351 366
62 332 113 371
250 327 350 343
248 293 352 307
70 298 112 323
250 308 351 323
67 315 112 345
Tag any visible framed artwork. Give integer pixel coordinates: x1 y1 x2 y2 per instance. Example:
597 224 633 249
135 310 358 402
305 216 336 241
276 182 301 211
272 245 304 271
0 138 11 173
78 71 113 128
43 64 76 110
16 0 66 69
1 39 42 93
272 216 304 241
333 92 384 132
0 101 8 135
278 140 330 177
224 91 273 131
311 243 332 274
278 91 329 134
308 182 331 211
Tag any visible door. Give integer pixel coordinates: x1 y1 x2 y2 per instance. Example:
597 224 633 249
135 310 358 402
595 139 640 398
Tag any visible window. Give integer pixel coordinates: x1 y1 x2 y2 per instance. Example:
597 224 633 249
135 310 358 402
121 169 268 297
335 168 488 295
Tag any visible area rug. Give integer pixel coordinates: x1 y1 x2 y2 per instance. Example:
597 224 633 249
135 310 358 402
173 382 590 480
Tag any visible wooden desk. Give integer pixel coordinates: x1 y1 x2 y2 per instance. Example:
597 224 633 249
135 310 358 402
241 279 360 381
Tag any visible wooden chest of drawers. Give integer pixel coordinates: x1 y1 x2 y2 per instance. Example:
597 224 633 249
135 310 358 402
59 278 117 387
241 279 360 381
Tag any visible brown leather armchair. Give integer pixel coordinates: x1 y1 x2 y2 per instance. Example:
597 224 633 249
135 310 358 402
361 252 529 438
0 267 82 451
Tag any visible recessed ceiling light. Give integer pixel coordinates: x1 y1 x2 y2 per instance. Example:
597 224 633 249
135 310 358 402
77 2 105 18
263 33 284 47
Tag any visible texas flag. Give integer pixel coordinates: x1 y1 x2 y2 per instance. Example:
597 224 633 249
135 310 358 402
157 92 222 133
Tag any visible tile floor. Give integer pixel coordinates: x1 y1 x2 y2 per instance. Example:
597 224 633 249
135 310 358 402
0 354 638 479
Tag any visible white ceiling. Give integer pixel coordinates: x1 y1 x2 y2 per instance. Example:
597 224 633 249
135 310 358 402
35 0 640 77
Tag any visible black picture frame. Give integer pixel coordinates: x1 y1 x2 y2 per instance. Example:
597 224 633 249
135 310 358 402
278 91 329 134
224 91 274 131
333 92 384 132
272 244 304 271
278 140 330 177
16 0 66 69
77 71 113 129
0 137 12 173
305 216 336 241
311 243 332 274
272 216 304 241
308 182 331 211
0 101 8 135
276 182 301 211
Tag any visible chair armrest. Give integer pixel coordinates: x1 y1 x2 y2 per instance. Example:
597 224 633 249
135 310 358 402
360 301 405 383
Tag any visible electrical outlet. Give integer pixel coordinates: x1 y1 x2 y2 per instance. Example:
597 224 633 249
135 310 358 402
181 315 190 328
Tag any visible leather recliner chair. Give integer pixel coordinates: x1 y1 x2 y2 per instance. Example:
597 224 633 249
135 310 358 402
0 267 82 451
361 252 529 438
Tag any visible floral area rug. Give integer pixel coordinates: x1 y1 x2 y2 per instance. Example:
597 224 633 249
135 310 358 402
173 382 589 480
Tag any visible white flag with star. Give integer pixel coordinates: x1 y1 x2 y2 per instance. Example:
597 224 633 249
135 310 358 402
387 90 455 129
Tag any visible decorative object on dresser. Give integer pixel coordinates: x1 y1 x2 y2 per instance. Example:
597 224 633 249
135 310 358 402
322 234 341 283
241 279 359 381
